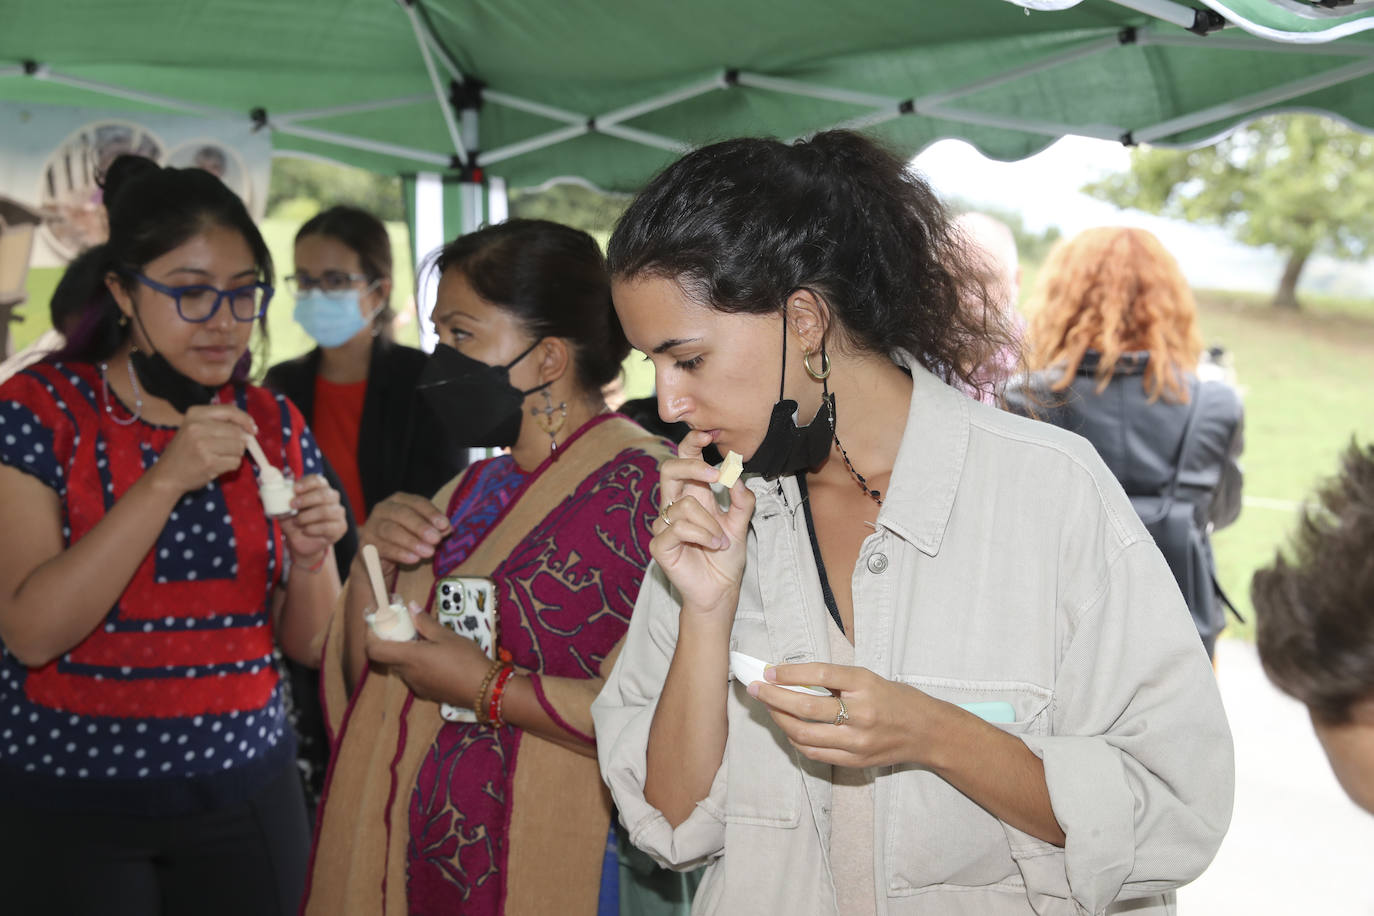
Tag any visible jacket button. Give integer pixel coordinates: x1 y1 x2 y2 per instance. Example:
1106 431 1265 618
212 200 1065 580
867 553 888 574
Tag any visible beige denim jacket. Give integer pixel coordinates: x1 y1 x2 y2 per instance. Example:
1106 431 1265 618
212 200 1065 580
593 360 1233 915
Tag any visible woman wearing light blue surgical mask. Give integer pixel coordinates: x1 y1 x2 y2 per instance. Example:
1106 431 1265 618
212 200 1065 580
263 205 466 818
266 205 465 530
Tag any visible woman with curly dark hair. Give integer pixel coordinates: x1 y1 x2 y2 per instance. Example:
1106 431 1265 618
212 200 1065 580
1006 227 1245 657
592 133 1233 915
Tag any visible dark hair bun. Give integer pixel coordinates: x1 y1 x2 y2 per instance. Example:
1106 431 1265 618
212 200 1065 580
99 155 161 210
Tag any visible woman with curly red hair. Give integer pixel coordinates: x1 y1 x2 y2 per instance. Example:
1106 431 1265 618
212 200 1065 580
1006 226 1244 656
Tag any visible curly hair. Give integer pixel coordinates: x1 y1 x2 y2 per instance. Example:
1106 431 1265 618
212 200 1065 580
1025 227 1203 404
1254 441 1374 725
606 131 1014 393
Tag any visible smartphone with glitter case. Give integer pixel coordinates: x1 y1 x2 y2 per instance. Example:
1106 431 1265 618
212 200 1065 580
435 576 497 723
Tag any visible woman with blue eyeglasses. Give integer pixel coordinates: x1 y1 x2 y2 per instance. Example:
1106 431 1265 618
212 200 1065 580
0 155 347 916
265 206 464 531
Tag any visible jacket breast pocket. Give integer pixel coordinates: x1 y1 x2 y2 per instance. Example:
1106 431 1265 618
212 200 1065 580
722 614 803 828
884 676 1052 895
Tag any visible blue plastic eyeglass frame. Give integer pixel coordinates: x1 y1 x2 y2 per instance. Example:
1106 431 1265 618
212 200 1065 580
132 272 274 323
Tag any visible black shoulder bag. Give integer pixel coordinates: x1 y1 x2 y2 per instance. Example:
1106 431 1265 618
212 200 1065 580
1130 381 1243 645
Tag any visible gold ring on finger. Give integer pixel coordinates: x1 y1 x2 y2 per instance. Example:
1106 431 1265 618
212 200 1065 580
833 696 850 726
661 498 676 527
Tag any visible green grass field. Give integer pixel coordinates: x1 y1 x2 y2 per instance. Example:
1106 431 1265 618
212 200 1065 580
1189 290 1374 640
13 243 1371 642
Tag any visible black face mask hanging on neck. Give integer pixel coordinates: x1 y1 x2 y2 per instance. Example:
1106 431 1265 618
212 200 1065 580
741 308 835 479
129 311 219 413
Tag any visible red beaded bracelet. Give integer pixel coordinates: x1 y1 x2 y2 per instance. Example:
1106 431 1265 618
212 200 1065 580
486 665 516 728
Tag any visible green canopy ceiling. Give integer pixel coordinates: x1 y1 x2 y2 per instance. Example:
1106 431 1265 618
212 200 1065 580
3 0 1373 190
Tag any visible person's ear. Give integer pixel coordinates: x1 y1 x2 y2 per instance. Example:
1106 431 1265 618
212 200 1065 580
536 337 573 386
105 272 135 320
787 288 831 353
372 277 393 311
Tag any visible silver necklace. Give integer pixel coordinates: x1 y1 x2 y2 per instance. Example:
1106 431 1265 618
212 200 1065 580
99 359 143 426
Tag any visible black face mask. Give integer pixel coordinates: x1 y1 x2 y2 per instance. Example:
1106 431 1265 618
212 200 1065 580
741 311 835 478
129 313 219 414
416 341 548 448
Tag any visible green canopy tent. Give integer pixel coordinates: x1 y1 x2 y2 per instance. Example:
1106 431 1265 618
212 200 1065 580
4 0 1374 340
6 0 1374 187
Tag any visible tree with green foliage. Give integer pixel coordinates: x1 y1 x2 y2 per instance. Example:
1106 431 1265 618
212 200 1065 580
508 183 628 240
1084 114 1374 310
267 157 405 222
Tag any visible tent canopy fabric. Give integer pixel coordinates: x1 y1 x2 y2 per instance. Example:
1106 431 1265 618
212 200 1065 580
3 0 1374 191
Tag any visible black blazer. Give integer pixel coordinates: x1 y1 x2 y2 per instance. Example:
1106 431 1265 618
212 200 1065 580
265 337 467 571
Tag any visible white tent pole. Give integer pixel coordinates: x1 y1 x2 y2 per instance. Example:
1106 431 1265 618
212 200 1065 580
1101 0 1216 31
923 105 1127 141
400 0 467 163
459 106 482 233
30 67 238 119
412 172 444 354
275 94 433 124
478 124 591 166
597 123 693 154
483 89 585 125
1137 26 1374 55
802 34 1124 139
0 66 25 78
272 121 453 167
917 34 1124 108
487 177 509 225
596 74 730 127
734 72 899 108
1132 57 1374 143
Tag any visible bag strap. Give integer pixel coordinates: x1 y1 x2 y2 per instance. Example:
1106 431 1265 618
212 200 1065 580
1171 380 1247 624
1159 377 1204 511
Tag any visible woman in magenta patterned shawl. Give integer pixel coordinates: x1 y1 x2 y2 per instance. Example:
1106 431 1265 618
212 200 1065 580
304 221 674 916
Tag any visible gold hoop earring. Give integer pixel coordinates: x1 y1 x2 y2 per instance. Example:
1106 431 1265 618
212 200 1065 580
803 349 831 380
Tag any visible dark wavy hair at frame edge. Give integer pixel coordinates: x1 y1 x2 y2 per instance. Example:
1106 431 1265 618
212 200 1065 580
424 218 630 392
52 154 274 382
605 130 1019 396
1254 440 1374 725
295 204 397 335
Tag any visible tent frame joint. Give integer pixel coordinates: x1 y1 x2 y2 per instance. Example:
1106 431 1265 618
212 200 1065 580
1189 8 1228 35
450 76 485 112
1118 26 1139 45
22 60 40 76
251 107 269 132
723 68 741 87
452 152 482 182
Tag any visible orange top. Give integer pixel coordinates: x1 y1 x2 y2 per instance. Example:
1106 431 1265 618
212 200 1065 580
312 375 369 526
